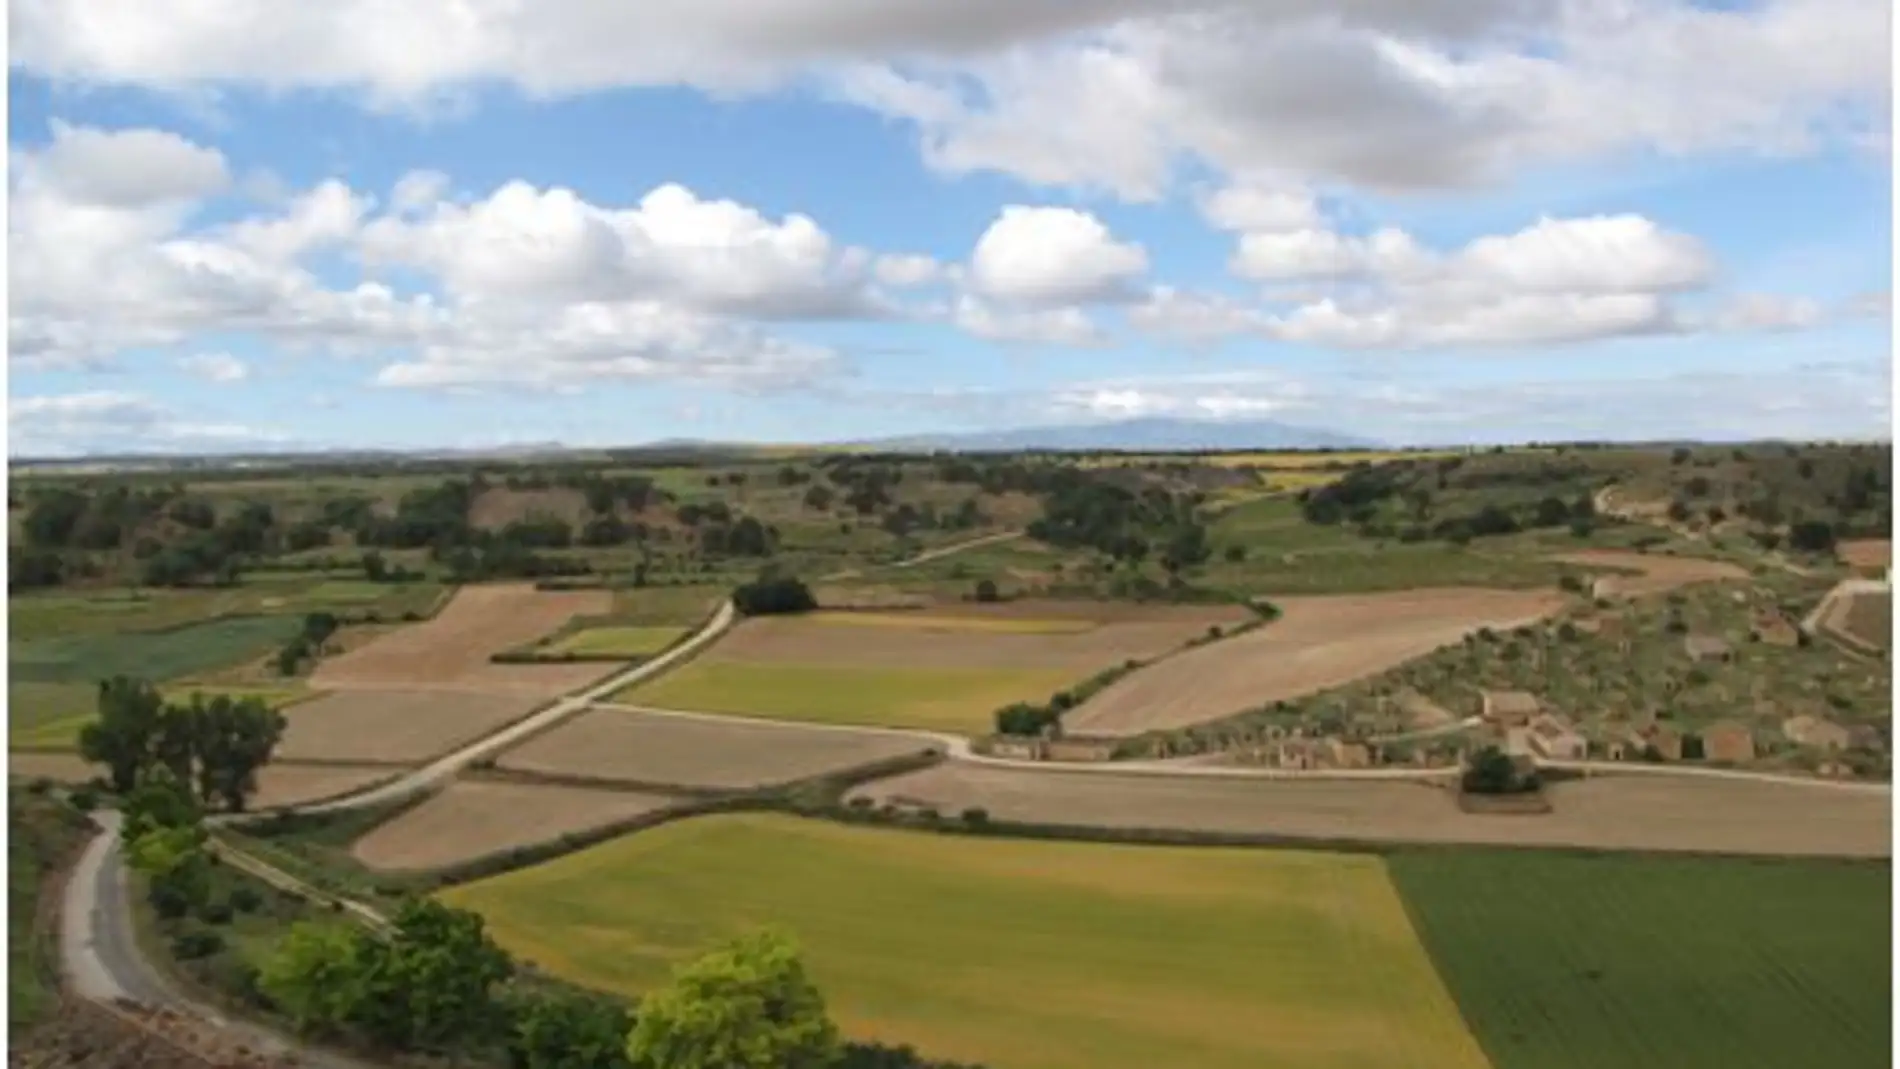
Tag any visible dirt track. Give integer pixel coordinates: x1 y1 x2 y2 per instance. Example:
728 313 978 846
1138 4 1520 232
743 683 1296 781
277 690 543 763
499 705 931 790
1547 550 1748 597
349 778 678 871
310 583 614 695
854 761 1891 858
1064 588 1564 737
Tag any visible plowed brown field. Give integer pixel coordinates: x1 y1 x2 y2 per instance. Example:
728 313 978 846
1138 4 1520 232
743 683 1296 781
6 751 395 808
311 583 614 695
350 778 678 871
1838 539 1892 570
499 706 930 790
854 763 1890 858
1065 588 1564 736
277 689 542 763
1547 550 1748 597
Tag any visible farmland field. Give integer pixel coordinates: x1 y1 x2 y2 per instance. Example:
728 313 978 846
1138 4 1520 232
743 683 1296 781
1066 587 1565 736
1837 539 1891 571
853 763 1892 857
8 577 445 641
311 583 614 695
1389 851 1891 1069
499 706 932 789
1545 550 1748 598
351 779 680 872
10 614 305 685
276 689 543 764
626 661 1076 734
542 625 687 658
1835 590 1893 651
623 600 1244 733
442 813 1490 1069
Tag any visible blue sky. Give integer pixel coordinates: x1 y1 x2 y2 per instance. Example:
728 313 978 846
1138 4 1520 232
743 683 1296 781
6 0 1893 455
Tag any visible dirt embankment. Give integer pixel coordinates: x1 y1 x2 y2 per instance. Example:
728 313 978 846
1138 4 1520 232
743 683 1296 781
1064 588 1564 737
853 761 1891 858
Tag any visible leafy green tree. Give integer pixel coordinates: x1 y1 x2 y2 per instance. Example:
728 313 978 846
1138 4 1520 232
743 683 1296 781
626 928 840 1069
193 695 288 812
357 900 514 1052
79 676 166 794
121 765 202 844
128 824 212 919
504 988 634 1069
259 921 374 1036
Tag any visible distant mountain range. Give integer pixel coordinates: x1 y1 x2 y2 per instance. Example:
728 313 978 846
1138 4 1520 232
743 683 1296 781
855 417 1381 453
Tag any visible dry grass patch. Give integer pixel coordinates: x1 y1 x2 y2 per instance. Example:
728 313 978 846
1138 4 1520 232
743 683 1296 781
1066 588 1564 737
311 583 614 696
500 707 932 790
277 689 543 764
855 763 1890 858
1547 550 1747 598
351 778 678 872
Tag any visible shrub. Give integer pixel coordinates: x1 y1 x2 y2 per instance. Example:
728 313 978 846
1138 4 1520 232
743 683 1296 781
960 808 990 827
67 786 99 812
732 574 817 616
1223 544 1247 562
228 886 263 914
170 927 224 960
24 777 51 796
972 578 1000 603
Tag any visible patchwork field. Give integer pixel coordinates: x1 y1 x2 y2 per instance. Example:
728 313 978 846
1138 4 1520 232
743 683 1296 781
6 752 394 809
276 689 543 764
311 583 614 695
1065 588 1565 736
1547 550 1748 598
499 706 933 791
442 813 1490 1069
350 779 679 872
1390 851 1891 1069
625 601 1245 733
853 763 1892 857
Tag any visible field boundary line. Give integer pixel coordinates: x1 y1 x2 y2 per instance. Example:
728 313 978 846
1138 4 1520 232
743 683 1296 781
1539 759 1892 795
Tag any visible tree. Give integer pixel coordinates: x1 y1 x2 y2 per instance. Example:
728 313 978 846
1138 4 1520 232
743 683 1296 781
80 676 166 794
121 765 202 845
355 900 514 1052
128 823 212 919
732 574 817 616
626 928 840 1069
193 695 288 812
1788 520 1837 554
972 578 1000 603
363 550 390 582
504 989 634 1069
1158 523 1210 577
259 921 374 1036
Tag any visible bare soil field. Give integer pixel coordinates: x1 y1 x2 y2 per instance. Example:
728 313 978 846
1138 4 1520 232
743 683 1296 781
854 763 1891 858
1828 589 1893 652
277 689 543 764
6 751 394 808
311 583 615 695
499 706 932 790
1838 539 1891 571
1547 550 1748 598
706 599 1248 673
1065 588 1564 737
350 778 678 872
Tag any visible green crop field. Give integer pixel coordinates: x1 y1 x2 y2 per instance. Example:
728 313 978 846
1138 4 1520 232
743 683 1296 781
1388 851 1892 1069
442 814 1489 1069
10 614 306 686
545 625 687 658
9 577 444 642
622 661 1076 734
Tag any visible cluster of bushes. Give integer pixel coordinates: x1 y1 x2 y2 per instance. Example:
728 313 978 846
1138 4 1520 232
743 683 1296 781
992 659 1146 737
732 572 818 616
274 612 341 676
1460 746 1542 796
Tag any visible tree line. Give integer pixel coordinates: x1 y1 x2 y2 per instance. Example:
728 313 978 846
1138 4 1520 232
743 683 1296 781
79 677 286 809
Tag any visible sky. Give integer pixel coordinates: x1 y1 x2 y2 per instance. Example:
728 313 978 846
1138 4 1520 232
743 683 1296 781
5 0 1895 456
